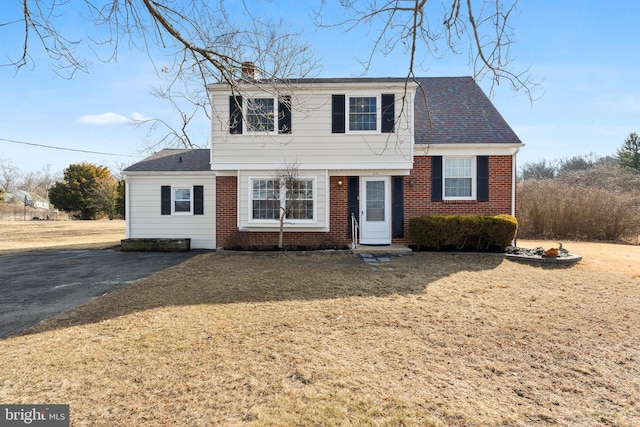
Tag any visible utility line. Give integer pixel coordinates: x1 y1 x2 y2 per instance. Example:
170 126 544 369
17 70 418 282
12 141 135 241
0 138 141 158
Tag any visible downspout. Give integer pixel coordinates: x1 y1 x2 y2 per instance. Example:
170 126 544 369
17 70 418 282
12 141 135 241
511 151 518 218
511 148 520 246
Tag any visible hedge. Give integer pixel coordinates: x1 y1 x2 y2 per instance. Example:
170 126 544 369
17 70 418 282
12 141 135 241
408 214 518 251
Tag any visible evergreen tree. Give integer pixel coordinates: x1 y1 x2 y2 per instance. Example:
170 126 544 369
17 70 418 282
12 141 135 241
49 163 114 219
616 132 640 172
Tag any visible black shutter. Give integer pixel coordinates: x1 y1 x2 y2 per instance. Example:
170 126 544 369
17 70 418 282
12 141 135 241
278 95 291 134
229 95 243 134
431 156 443 202
161 186 171 215
194 185 204 215
392 176 404 237
381 93 395 133
332 94 346 133
477 156 489 202
347 176 359 238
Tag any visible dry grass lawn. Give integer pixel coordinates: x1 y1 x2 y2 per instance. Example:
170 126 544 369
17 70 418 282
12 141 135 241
0 219 125 253
1 221 639 426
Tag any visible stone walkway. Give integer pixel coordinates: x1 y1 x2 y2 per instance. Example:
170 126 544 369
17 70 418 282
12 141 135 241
357 252 411 270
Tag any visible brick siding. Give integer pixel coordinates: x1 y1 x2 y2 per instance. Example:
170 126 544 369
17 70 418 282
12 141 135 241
215 156 514 248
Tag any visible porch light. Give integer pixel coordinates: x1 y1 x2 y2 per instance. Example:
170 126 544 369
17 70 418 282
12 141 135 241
337 179 343 188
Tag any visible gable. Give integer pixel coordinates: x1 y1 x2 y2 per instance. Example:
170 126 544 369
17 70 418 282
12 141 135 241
413 77 522 145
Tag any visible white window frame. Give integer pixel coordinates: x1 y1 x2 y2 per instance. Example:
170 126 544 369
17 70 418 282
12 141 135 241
248 177 317 224
346 94 381 134
443 157 476 201
244 97 278 135
173 187 193 214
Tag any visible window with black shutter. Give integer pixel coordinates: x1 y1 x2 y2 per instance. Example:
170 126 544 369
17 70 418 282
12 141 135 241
332 94 346 133
392 176 404 237
229 95 243 134
477 156 489 202
431 156 443 202
161 186 172 215
278 95 292 134
381 94 395 133
194 185 204 215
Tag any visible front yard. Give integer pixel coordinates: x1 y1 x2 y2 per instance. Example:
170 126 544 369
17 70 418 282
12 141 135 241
1 240 639 425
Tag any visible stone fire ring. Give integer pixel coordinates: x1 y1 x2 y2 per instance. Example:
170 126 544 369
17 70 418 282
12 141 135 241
504 247 582 266
505 253 582 265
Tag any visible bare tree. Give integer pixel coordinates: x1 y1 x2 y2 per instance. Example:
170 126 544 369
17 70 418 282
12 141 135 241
316 0 538 99
274 161 302 249
0 159 21 193
3 2 319 150
91 174 119 219
4 1 536 151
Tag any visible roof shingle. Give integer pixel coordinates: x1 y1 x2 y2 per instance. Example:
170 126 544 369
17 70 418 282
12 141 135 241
124 149 210 172
413 77 522 145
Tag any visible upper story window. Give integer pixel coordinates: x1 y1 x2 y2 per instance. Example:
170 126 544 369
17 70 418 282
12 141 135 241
349 96 377 131
246 98 275 132
443 157 475 200
229 95 291 135
332 94 395 134
250 178 315 222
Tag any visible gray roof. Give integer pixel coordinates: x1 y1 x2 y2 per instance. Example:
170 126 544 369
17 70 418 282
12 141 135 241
413 77 522 145
123 149 210 172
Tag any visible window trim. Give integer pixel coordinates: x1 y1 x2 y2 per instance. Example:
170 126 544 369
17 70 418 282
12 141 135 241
172 187 193 214
248 176 317 224
244 97 277 135
442 156 477 201
346 94 381 134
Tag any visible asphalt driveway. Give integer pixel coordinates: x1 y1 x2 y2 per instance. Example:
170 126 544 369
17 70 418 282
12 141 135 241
0 249 204 338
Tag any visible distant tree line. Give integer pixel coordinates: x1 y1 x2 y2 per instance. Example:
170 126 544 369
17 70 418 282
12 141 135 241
517 132 640 242
0 159 124 220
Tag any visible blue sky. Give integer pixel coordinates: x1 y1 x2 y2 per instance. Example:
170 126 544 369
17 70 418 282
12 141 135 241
1 1 639 175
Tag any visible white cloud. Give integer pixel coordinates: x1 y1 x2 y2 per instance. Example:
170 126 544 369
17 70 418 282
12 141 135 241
130 111 153 122
78 112 130 125
78 111 152 125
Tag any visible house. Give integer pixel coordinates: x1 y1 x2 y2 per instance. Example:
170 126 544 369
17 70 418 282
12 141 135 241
123 71 523 250
13 190 50 210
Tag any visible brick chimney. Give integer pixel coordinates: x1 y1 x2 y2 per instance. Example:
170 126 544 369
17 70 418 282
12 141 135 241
241 61 259 79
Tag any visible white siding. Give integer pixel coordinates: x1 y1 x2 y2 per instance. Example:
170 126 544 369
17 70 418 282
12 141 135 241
238 169 329 231
210 83 415 171
125 173 216 249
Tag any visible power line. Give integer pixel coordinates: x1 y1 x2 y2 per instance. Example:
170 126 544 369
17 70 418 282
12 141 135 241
0 138 141 158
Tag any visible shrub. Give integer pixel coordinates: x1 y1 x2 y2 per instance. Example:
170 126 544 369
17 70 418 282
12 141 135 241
408 214 517 251
517 178 640 241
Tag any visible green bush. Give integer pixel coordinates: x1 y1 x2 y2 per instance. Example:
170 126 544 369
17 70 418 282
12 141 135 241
408 214 517 251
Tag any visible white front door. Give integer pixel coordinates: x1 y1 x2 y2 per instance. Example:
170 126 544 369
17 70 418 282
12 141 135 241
360 177 391 245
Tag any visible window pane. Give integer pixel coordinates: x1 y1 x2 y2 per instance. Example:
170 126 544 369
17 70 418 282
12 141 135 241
444 158 472 178
175 201 191 212
252 179 280 219
444 158 473 198
285 179 313 220
174 188 191 212
366 181 385 221
175 188 190 200
253 199 280 219
445 178 472 197
349 97 377 131
247 98 275 132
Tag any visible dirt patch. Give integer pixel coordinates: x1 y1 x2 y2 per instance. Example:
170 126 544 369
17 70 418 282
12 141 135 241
0 223 639 425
